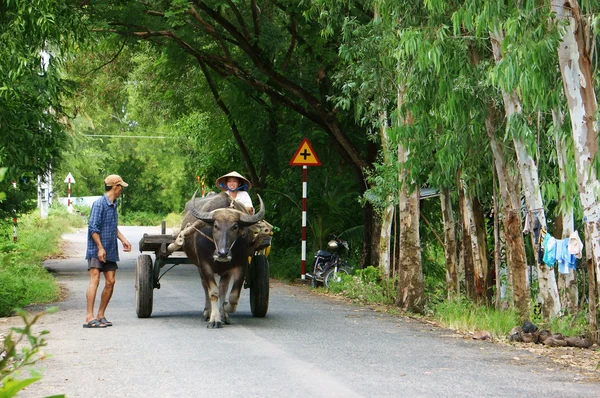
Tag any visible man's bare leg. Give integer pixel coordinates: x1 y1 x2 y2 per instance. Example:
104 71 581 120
96 270 116 321
86 268 101 323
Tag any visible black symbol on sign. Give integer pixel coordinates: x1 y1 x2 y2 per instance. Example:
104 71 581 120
300 149 311 160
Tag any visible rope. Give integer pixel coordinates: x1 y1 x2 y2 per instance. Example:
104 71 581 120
192 225 214 243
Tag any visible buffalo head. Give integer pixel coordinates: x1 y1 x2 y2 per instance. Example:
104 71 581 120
191 193 264 262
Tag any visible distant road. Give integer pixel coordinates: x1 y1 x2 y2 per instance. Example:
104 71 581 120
1 226 598 397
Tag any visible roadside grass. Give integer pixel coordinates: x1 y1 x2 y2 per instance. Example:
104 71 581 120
0 205 83 317
319 266 588 339
530 309 588 337
432 298 520 338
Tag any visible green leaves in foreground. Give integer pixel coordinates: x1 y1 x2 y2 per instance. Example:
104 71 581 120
0 307 62 398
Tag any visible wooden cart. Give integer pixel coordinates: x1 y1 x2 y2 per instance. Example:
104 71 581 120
135 221 270 319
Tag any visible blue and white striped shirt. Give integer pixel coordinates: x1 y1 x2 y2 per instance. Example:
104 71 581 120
86 194 120 262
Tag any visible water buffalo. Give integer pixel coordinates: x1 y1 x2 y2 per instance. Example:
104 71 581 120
180 191 265 328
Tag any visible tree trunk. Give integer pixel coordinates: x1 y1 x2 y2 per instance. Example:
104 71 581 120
490 29 561 318
552 0 600 293
486 104 529 320
462 186 486 301
395 86 424 313
552 108 578 315
458 179 475 300
378 111 394 277
396 176 424 313
473 198 493 302
492 167 503 309
584 222 598 343
440 189 458 298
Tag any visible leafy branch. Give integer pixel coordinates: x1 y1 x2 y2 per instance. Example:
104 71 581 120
1 308 60 398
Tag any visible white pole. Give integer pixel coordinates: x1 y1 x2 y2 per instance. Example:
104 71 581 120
301 166 307 279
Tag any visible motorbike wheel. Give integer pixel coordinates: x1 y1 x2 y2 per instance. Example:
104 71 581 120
324 265 351 288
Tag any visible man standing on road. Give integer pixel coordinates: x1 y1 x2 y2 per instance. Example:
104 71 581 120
83 175 132 328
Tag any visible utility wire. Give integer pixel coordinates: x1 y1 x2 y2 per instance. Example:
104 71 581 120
83 134 174 139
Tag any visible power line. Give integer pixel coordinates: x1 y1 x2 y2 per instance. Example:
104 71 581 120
83 134 175 139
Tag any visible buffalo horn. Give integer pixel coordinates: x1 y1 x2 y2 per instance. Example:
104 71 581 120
240 195 265 224
190 190 216 223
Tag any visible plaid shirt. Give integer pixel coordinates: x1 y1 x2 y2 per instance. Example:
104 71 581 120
86 194 120 262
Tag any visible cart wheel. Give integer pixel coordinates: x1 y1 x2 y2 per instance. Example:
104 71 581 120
136 254 154 318
249 254 269 318
324 265 351 288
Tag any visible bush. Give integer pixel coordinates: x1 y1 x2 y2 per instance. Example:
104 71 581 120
119 211 182 227
1 308 60 397
0 206 79 317
119 211 166 226
329 266 396 305
268 246 302 281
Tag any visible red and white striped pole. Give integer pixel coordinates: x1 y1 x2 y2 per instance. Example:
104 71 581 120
12 180 17 243
289 138 321 280
301 165 308 278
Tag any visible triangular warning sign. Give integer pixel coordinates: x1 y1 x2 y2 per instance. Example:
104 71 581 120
290 138 321 166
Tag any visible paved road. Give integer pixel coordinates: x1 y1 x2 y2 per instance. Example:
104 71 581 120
1 226 599 397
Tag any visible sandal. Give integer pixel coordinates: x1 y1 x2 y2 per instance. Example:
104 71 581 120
98 317 113 327
83 319 106 328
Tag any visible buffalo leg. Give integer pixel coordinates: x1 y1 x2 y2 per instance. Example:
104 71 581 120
196 266 211 321
224 266 245 314
218 272 232 324
198 264 222 328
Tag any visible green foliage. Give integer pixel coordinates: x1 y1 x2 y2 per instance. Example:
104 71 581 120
327 266 396 305
0 0 83 223
0 206 81 317
119 211 168 227
0 308 62 398
530 304 589 337
268 246 302 282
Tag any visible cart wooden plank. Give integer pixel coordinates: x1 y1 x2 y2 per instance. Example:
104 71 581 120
139 234 182 253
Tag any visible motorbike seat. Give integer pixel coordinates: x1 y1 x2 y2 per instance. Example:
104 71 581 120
316 250 333 258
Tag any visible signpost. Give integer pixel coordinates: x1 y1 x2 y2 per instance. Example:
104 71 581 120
38 167 52 219
64 172 76 214
290 138 321 279
12 180 17 243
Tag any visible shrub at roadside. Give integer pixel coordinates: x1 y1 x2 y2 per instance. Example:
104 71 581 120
0 308 62 398
327 266 396 305
0 206 82 317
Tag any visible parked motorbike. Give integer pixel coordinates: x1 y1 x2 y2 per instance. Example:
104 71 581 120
306 235 352 288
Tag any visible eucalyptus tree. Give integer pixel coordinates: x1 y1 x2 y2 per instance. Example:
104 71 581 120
385 0 499 304
81 0 380 265
310 0 501 308
551 0 600 291
450 0 573 318
0 0 82 221
550 0 600 335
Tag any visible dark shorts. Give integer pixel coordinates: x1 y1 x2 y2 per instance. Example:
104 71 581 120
88 258 118 272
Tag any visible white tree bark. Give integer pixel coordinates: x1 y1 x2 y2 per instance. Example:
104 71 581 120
490 29 561 318
552 0 600 288
552 109 578 314
378 111 395 278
